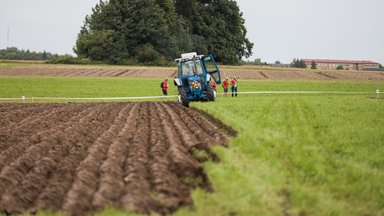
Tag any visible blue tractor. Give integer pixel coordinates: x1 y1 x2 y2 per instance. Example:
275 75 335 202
174 52 222 107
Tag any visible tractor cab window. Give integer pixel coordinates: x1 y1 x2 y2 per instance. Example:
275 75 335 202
194 60 203 75
203 55 221 84
181 59 203 77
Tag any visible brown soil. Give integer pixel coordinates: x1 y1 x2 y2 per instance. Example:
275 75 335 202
0 66 175 78
0 102 233 216
1 65 383 80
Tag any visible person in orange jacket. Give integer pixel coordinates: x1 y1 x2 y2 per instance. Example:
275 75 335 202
161 79 169 96
230 77 238 97
222 77 229 97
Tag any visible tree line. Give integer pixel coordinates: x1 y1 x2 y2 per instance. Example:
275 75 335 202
74 0 254 65
240 58 310 68
0 47 56 61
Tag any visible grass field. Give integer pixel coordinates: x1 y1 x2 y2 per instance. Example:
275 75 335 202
1 76 382 99
188 92 384 216
0 76 176 99
1 75 383 215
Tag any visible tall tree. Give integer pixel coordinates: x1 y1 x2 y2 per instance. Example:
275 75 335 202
75 0 253 65
156 0 175 18
179 0 253 64
174 0 195 25
42 51 48 60
311 60 317 69
291 58 307 68
75 29 126 63
75 0 177 63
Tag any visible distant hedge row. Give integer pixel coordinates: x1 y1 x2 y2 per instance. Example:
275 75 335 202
0 47 56 61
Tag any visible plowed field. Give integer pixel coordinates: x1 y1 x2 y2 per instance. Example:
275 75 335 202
0 102 234 215
0 66 176 78
1 65 383 80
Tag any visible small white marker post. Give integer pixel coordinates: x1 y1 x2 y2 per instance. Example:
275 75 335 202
376 90 380 98
21 96 26 103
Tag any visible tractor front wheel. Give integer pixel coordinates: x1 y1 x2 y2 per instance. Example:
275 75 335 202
207 83 215 101
178 87 190 107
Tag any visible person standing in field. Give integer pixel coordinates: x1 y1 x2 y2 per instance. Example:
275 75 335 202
222 77 229 97
161 79 169 96
230 77 238 97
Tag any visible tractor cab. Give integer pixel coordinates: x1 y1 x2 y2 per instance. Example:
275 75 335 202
174 52 222 107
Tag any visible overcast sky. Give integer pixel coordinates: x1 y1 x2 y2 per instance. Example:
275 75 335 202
0 0 383 64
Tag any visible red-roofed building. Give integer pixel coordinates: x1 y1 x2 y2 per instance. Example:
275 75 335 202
304 59 380 70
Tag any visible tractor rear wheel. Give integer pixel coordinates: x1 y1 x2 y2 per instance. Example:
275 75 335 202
178 87 190 107
207 83 215 101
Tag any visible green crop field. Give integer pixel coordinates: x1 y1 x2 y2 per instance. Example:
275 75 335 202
188 91 384 216
0 75 383 216
0 76 178 99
